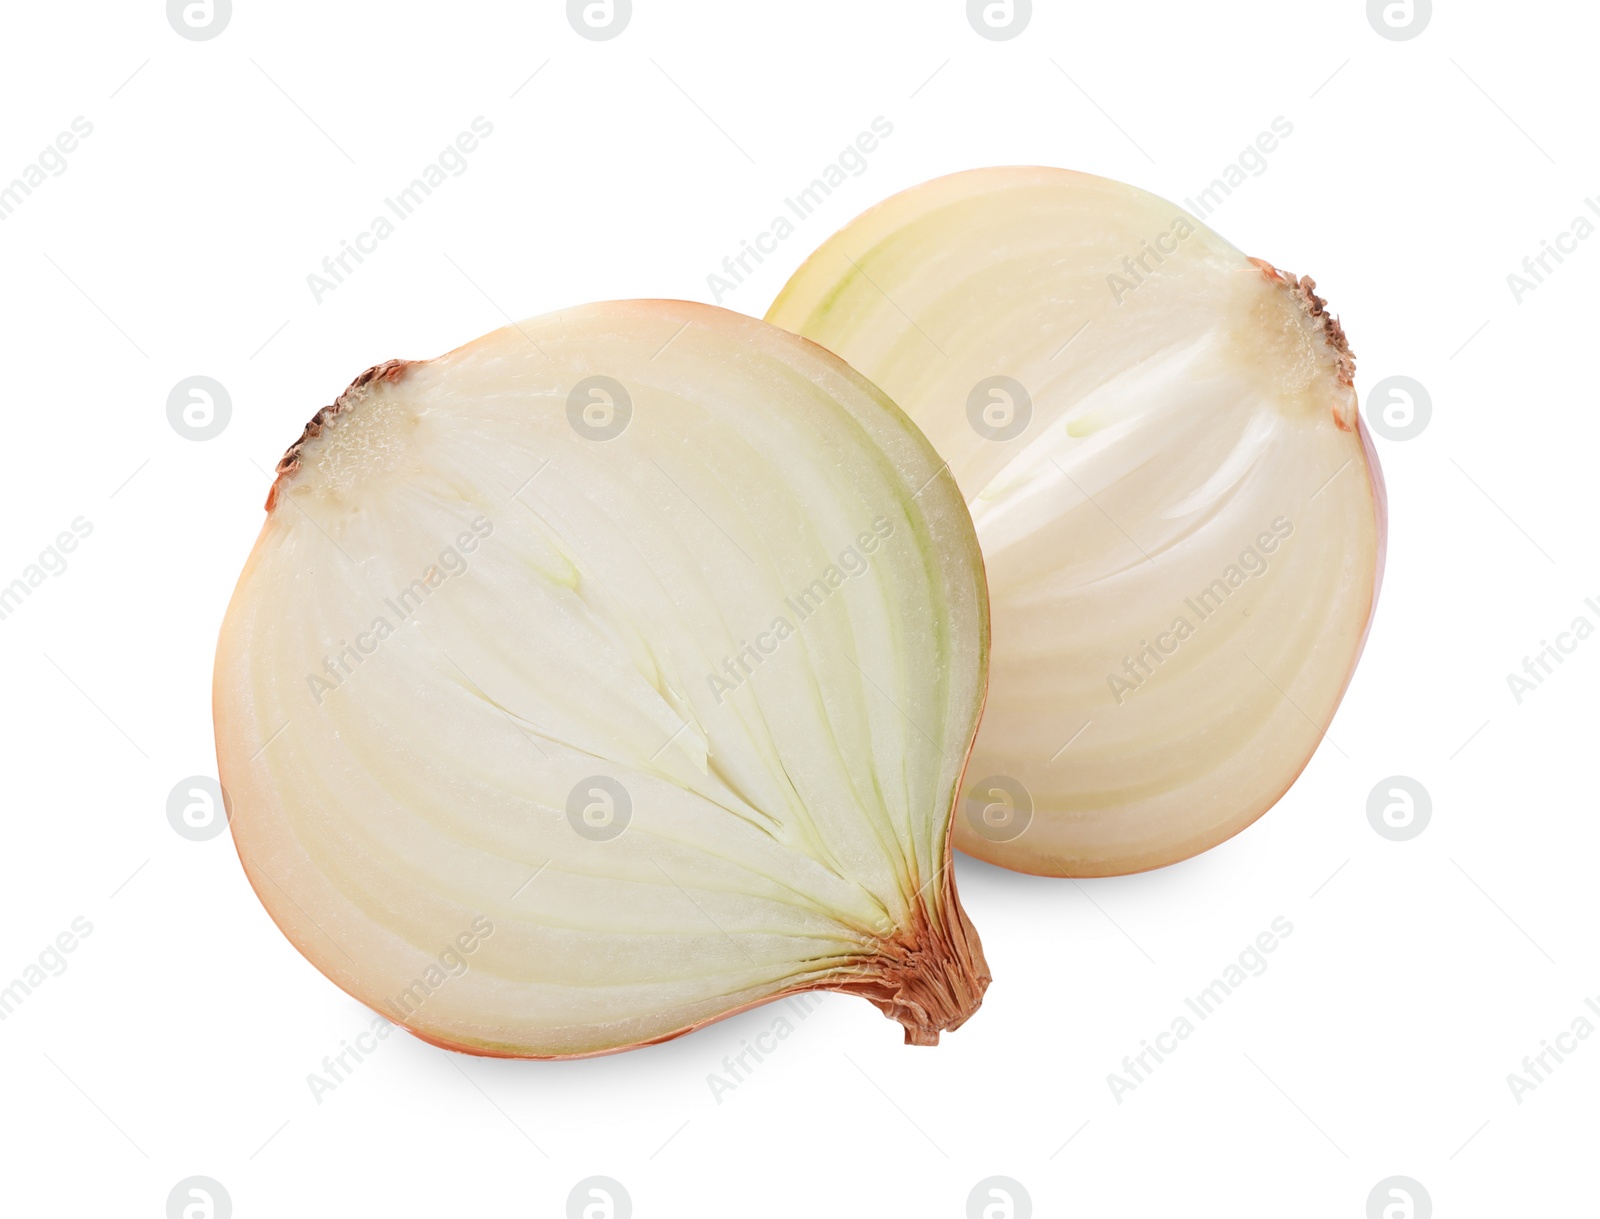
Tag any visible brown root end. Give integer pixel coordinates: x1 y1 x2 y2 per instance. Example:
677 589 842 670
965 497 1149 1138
1247 256 1357 388
264 359 414 512
833 867 990 1046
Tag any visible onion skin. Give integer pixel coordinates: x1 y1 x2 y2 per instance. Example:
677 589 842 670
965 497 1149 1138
1356 412 1390 667
768 168 1386 877
215 301 991 1056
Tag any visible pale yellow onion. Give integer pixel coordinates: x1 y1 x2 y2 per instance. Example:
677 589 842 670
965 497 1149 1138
768 168 1384 876
213 301 990 1056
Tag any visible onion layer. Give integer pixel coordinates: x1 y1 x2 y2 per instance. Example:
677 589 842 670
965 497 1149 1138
214 301 990 1055
768 168 1385 877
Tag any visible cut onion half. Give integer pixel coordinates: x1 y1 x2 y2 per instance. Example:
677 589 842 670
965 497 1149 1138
767 167 1385 877
213 300 990 1056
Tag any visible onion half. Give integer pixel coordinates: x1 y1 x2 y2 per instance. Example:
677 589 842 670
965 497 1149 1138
214 301 990 1056
768 167 1385 877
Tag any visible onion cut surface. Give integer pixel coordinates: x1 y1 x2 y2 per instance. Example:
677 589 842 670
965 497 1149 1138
768 167 1385 877
214 301 990 1056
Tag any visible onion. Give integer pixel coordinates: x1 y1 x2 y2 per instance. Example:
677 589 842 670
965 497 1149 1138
213 300 990 1056
767 167 1385 877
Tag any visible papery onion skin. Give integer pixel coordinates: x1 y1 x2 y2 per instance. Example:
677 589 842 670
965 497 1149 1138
214 300 990 1056
767 167 1385 877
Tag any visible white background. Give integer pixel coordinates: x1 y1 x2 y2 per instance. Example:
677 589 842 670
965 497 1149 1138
0 1 1593 1215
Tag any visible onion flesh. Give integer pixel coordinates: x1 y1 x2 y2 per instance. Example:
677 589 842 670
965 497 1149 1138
213 300 990 1056
767 167 1385 877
